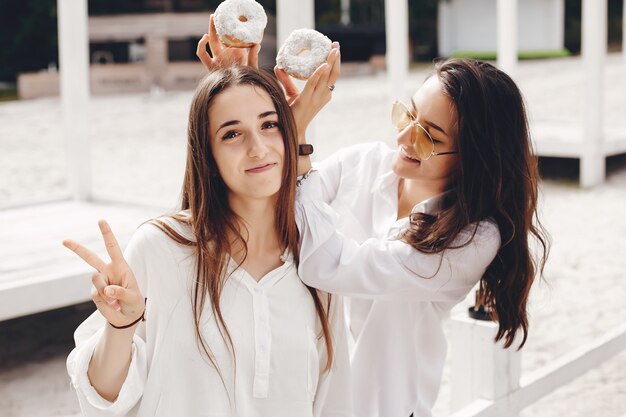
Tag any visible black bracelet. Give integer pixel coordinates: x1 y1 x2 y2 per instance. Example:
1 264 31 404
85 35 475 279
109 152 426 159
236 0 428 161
299 144 314 156
109 298 147 330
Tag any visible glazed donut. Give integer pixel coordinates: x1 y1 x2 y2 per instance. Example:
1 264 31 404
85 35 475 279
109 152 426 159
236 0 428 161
214 0 267 48
276 29 332 80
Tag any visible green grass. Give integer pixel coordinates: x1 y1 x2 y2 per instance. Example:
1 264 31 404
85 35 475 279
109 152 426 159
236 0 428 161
0 87 18 102
451 49 571 61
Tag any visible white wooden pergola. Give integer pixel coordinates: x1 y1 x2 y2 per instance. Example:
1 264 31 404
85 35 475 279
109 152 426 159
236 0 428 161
58 0 626 193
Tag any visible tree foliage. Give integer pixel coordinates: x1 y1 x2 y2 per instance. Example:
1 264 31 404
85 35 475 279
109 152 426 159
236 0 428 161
0 0 58 82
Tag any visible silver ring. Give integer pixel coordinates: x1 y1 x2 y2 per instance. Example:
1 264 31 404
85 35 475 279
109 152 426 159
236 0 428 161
327 84 335 91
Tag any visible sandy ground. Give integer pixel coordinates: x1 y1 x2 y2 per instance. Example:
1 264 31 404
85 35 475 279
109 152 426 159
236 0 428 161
1 54 626 416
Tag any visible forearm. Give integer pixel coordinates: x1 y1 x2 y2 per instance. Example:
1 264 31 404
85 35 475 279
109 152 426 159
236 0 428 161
297 129 312 176
87 324 138 402
298 155 312 176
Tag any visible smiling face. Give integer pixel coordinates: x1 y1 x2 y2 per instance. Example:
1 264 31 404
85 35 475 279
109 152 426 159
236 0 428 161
209 84 285 203
391 75 459 187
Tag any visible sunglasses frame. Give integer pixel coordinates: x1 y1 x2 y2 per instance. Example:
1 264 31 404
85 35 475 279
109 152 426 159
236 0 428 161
392 100 458 161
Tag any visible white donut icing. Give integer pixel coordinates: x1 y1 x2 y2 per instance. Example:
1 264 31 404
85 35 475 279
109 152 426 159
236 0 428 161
276 29 332 80
214 0 267 46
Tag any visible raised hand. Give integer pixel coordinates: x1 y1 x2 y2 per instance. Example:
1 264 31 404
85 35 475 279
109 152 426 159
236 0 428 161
63 220 145 329
274 42 341 141
197 14 261 70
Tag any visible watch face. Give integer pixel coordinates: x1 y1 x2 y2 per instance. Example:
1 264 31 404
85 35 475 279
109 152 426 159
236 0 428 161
299 144 314 156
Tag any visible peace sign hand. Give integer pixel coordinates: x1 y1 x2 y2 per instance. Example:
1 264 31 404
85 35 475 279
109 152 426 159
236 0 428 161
63 220 146 329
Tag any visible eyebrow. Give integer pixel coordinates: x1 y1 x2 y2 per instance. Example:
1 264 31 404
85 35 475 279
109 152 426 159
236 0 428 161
410 98 448 137
215 110 278 135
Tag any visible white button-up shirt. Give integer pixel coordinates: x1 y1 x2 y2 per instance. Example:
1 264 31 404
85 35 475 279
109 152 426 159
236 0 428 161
295 142 500 417
67 218 353 417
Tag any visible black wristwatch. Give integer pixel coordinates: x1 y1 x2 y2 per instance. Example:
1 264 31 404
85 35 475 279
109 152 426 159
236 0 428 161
299 144 314 156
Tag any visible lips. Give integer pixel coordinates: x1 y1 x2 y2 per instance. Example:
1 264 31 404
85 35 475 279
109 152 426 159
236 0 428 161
399 146 420 163
245 163 277 173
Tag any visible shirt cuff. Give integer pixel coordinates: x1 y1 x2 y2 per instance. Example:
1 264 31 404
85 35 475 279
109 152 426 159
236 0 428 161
295 193 340 263
296 170 325 203
67 327 147 415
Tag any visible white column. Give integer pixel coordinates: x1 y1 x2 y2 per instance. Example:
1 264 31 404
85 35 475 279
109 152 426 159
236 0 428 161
437 0 454 57
497 0 518 76
276 0 315 46
623 0 626 64
580 0 607 187
58 0 91 201
341 0 351 25
385 0 409 101
553 0 565 50
276 0 317 145
450 315 521 414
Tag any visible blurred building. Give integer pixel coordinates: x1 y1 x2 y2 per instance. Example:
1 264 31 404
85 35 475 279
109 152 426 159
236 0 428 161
17 11 277 99
438 0 564 56
16 0 571 99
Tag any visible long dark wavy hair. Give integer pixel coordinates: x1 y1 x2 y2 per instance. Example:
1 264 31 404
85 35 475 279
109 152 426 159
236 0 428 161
403 58 550 348
150 66 334 377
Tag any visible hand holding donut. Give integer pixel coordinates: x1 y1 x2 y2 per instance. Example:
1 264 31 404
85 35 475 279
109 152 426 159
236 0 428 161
63 220 145 329
197 14 261 70
274 41 341 141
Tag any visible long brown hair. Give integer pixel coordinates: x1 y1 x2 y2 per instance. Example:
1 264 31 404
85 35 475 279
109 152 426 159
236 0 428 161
150 66 333 375
403 58 550 348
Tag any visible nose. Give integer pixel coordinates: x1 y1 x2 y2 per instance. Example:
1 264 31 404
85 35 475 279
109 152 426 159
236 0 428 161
396 124 413 147
247 131 269 159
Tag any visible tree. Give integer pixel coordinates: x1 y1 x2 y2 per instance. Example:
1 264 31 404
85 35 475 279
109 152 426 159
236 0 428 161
0 0 58 83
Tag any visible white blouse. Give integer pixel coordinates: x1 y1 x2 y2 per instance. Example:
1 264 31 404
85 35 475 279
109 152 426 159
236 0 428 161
67 218 353 417
295 142 501 417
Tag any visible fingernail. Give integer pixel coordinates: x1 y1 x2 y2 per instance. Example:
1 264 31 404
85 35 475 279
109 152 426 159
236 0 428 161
105 287 114 296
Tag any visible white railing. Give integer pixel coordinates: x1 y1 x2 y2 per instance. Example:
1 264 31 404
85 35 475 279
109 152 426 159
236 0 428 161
448 315 626 417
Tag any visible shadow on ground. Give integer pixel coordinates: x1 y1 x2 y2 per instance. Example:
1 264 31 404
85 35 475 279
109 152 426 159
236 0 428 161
0 303 94 369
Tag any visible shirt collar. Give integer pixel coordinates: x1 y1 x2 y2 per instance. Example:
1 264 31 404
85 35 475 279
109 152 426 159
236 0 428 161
227 248 294 289
370 169 399 196
411 189 454 215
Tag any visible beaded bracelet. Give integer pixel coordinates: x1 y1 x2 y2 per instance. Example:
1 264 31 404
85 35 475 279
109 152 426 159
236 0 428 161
296 167 315 187
109 298 147 330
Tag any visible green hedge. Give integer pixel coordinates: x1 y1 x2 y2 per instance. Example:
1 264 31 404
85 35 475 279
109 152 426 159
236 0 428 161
451 49 571 61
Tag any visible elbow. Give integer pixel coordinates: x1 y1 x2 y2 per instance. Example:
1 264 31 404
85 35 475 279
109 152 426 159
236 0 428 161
87 369 121 403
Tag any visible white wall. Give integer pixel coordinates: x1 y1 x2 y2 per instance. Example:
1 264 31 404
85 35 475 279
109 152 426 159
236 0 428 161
438 0 564 56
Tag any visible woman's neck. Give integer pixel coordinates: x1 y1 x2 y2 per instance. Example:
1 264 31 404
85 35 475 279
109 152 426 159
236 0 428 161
227 195 284 280
397 178 448 220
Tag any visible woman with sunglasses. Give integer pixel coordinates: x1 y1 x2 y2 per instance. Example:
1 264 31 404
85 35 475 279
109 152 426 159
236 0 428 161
284 58 550 417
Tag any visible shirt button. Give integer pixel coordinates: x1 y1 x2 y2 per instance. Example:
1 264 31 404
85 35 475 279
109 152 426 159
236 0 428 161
254 287 262 294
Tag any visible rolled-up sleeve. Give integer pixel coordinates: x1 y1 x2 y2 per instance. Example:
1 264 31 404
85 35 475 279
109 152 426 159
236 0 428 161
296 172 501 302
67 314 147 417
313 151 342 205
66 225 155 417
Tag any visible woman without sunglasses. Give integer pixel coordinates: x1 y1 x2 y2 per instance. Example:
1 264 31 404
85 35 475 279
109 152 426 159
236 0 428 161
63 65 352 416
288 58 551 417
